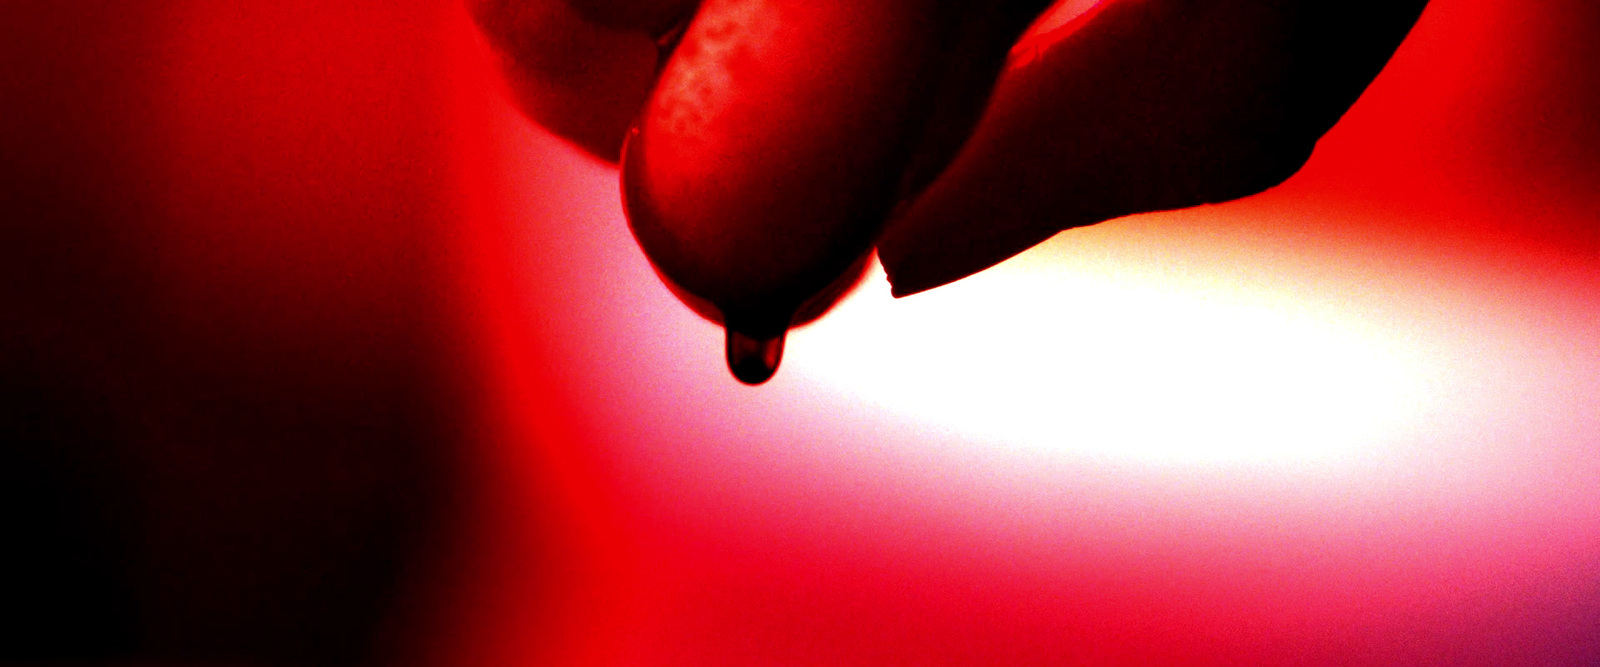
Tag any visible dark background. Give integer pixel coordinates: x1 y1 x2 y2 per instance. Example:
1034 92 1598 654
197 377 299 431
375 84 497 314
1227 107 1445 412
2 3 473 663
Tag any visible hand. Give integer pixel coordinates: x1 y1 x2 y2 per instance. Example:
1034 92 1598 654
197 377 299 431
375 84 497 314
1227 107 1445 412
472 0 1430 380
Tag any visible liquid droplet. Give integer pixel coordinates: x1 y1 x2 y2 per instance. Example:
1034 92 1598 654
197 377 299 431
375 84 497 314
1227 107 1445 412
725 325 786 385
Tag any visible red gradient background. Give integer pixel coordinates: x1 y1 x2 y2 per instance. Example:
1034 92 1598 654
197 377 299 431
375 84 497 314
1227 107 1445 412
3 1 1598 664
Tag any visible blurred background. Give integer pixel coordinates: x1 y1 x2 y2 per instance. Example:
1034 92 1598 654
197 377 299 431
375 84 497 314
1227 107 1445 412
2 0 1597 664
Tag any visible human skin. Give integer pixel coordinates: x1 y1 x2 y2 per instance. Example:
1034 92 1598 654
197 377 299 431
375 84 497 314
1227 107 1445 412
472 0 1431 313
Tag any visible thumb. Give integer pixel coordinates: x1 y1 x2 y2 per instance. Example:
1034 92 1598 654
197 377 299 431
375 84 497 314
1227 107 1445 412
877 0 1431 297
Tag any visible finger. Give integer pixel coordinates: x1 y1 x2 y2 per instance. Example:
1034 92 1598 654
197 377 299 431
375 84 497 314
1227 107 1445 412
622 0 948 335
620 0 1052 335
877 0 1431 297
470 0 695 161
892 1 1063 201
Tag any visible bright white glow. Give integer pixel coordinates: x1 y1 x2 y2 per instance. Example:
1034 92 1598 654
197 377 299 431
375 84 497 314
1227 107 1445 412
788 220 1436 468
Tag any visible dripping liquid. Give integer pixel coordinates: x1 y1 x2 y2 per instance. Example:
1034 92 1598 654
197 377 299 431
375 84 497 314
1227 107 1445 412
725 326 786 385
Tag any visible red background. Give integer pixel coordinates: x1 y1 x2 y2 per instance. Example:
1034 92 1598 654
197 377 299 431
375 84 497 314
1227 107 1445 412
3 0 1598 664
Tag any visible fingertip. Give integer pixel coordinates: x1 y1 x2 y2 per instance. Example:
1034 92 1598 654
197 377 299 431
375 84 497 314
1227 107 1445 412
877 232 974 298
882 257 930 298
885 278 936 299
882 0 1427 300
876 188 1005 299
879 210 1063 299
877 227 938 298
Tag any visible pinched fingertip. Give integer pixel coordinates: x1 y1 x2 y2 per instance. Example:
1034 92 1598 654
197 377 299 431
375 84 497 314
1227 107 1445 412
882 0 1429 299
878 193 1072 299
